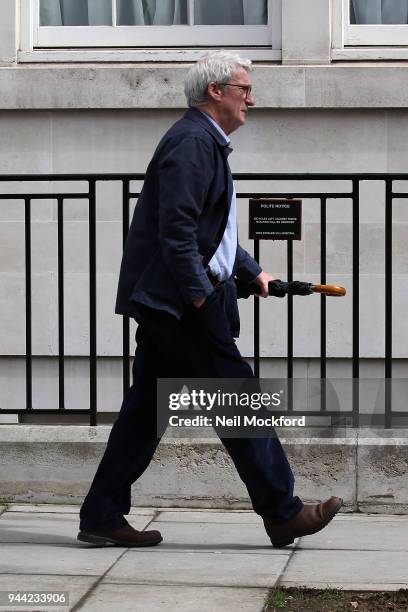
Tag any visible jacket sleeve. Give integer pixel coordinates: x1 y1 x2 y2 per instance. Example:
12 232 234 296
157 135 215 303
234 243 262 283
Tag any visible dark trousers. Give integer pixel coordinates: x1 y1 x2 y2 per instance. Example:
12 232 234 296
79 291 302 531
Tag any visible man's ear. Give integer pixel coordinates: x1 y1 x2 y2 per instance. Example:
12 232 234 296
207 81 223 102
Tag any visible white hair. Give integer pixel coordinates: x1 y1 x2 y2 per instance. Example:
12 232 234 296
184 50 252 108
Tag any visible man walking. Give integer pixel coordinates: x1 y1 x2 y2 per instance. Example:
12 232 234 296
78 51 342 549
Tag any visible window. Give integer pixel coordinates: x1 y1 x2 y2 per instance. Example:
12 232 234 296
24 0 278 48
345 0 408 46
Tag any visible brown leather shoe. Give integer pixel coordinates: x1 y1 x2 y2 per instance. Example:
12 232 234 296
263 496 343 548
77 524 162 547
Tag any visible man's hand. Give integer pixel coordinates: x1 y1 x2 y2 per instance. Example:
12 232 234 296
253 271 276 298
193 296 206 308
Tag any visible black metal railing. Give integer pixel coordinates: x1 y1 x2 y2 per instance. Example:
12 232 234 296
0 173 406 427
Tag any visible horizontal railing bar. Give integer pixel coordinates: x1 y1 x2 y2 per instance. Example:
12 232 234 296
2 172 408 181
2 408 407 417
236 192 352 199
233 173 408 180
0 174 146 181
0 409 93 414
0 409 387 418
0 193 89 199
220 411 356 417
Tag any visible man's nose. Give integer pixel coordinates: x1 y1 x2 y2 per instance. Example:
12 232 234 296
247 92 255 106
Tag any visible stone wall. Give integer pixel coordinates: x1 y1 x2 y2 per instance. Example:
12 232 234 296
1 65 407 416
1 426 407 513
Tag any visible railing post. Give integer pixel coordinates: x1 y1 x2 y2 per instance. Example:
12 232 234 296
57 196 65 410
287 240 293 411
320 196 327 413
385 179 393 428
122 179 130 396
352 179 360 428
89 179 97 426
254 239 260 378
24 196 32 411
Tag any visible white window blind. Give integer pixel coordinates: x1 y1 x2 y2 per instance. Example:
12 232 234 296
346 0 408 45
33 0 274 47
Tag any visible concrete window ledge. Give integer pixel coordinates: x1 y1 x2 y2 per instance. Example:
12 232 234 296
0 425 407 513
2 65 408 110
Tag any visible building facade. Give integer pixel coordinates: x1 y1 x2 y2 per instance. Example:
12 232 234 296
1 0 408 419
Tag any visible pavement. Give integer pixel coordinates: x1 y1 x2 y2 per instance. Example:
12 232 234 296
0 505 407 612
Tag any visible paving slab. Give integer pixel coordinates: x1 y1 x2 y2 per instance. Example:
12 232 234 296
0 544 124 576
6 504 155 518
6 504 82 514
0 512 154 544
147 520 287 554
126 508 158 516
154 506 250 512
156 510 260 523
105 550 288 587
81 583 267 612
0 574 95 610
280 549 408 590
298 514 408 551
328 512 408 521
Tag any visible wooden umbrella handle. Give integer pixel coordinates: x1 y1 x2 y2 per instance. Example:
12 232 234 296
311 284 346 297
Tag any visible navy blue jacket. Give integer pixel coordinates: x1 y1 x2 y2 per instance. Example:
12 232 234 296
115 108 261 326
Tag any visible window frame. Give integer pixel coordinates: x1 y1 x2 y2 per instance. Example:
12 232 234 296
332 0 408 60
345 0 408 46
21 0 280 50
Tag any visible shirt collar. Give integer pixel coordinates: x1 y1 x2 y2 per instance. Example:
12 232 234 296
198 111 231 146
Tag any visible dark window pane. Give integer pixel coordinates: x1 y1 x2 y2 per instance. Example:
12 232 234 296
350 0 408 24
116 0 188 25
194 0 267 25
40 0 112 26
40 0 268 27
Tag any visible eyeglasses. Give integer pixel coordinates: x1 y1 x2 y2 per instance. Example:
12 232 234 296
219 82 253 97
